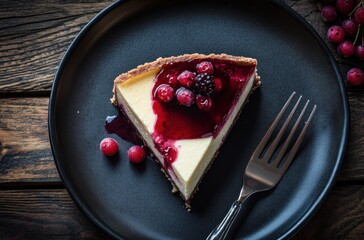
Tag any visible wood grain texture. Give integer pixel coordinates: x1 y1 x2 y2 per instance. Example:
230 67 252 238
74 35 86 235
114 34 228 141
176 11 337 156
0 186 362 239
0 98 60 184
0 189 109 239
0 0 113 94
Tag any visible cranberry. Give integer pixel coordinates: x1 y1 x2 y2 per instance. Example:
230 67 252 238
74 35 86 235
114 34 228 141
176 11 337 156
196 95 213 112
176 87 195 106
100 138 119 157
321 5 337 22
214 77 223 93
167 75 178 87
327 25 345 44
337 40 355 57
127 146 146 163
196 61 214 74
341 19 358 37
336 0 355 15
155 84 175 103
356 45 364 60
347 68 364 86
354 7 364 25
177 70 195 87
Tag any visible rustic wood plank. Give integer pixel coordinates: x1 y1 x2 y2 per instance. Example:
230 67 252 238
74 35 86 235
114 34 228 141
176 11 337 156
0 189 109 239
297 184 364 239
0 186 362 239
0 0 113 94
0 97 60 184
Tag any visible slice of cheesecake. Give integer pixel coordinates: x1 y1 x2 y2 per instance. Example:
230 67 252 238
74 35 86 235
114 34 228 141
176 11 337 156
112 53 260 204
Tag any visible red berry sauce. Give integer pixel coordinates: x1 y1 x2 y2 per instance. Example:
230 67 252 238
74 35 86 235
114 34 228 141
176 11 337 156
105 113 143 145
151 59 255 164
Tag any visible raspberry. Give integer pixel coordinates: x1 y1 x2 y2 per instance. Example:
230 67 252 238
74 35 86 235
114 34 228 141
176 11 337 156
127 146 146 164
354 7 364 25
341 19 358 37
196 95 213 112
155 84 175 103
321 5 337 22
347 68 364 86
196 61 214 74
194 73 215 96
336 0 355 15
100 138 119 157
176 87 195 106
327 25 345 44
177 70 195 87
356 45 364 60
337 41 355 57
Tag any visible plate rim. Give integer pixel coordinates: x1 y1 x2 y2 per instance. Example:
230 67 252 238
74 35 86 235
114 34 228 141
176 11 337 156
48 0 350 239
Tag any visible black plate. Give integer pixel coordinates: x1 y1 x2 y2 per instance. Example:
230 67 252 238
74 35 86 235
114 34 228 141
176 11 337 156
48 0 349 239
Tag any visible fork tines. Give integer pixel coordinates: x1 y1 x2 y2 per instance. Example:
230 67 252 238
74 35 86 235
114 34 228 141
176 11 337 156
253 92 316 172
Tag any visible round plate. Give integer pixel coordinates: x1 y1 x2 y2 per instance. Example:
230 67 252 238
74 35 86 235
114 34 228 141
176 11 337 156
48 0 349 239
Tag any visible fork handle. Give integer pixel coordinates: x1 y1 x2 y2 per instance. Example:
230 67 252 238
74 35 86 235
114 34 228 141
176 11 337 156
206 198 252 240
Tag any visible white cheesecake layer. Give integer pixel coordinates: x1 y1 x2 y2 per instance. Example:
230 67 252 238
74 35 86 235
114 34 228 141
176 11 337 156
115 68 256 201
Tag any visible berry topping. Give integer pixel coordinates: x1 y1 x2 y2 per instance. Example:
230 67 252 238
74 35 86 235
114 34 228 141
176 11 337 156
177 70 195 87
196 95 213 112
100 138 119 157
336 0 355 15
341 19 358 37
214 77 223 93
337 40 355 57
321 5 337 22
127 145 146 164
155 84 175 103
347 68 364 86
327 25 345 44
354 7 364 25
356 45 364 60
196 61 214 74
176 87 195 106
194 73 215 96
167 75 178 87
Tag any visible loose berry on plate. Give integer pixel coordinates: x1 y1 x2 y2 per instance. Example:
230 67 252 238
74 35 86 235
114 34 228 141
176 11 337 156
176 87 195 106
177 70 195 87
127 145 146 164
354 7 364 25
196 61 214 74
327 25 345 44
214 77 223 93
100 138 119 157
196 95 213 112
341 18 358 37
346 68 364 86
336 0 355 16
321 5 337 22
337 40 355 57
194 73 215 96
356 45 364 60
155 84 175 103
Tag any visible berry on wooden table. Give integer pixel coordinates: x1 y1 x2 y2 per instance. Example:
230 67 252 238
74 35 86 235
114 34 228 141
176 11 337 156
347 68 364 86
356 45 364 60
354 7 364 25
321 5 337 22
327 25 345 44
336 0 355 15
341 19 358 37
337 40 355 57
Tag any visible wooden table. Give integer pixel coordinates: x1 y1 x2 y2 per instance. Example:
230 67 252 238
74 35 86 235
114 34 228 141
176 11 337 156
0 0 363 239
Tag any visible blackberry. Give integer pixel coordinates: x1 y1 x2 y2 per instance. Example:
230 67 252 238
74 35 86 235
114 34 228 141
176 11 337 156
194 73 215 96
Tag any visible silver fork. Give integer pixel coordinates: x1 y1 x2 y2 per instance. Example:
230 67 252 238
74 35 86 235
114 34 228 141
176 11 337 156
207 92 317 240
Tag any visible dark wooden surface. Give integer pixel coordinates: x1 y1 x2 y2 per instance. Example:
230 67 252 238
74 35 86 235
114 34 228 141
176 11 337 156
0 0 363 239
